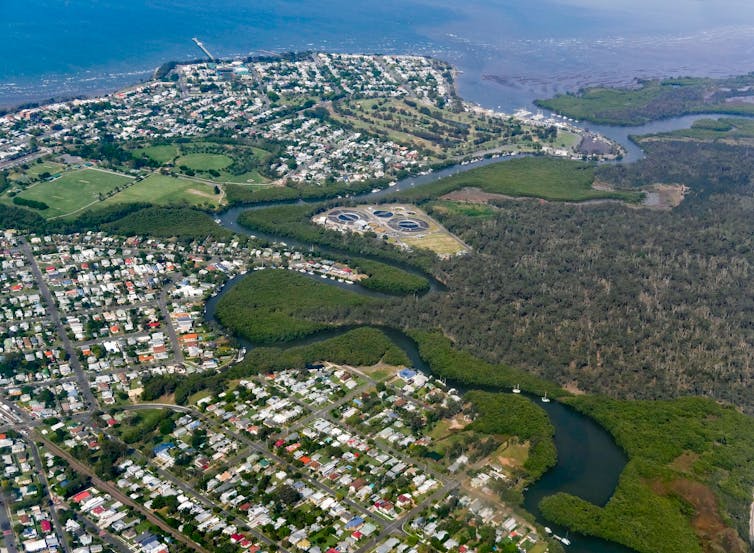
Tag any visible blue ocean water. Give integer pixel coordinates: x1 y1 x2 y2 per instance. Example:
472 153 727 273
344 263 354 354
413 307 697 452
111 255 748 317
4 1 754 110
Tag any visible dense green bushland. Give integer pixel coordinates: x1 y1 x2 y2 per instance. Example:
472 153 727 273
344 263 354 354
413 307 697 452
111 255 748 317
540 461 702 553
535 74 754 125
392 157 641 203
228 327 409 375
225 176 391 205
351 257 430 295
12 196 49 210
214 270 372 344
407 330 564 397
103 206 233 240
346 139 754 410
466 391 556 480
538 396 754 553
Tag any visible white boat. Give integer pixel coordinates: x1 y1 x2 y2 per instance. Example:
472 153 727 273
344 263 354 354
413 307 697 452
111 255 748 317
541 392 551 403
236 348 247 362
512 384 521 394
388 181 397 187
544 527 552 534
554 535 571 546
214 218 221 224
372 188 380 193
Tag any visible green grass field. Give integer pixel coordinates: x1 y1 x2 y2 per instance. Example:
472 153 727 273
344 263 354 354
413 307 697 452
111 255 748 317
103 173 222 208
175 153 233 171
13 168 133 218
135 144 180 164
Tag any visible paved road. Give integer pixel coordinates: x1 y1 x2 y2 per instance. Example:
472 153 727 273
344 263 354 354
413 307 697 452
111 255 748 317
0 492 18 553
36 434 211 553
130 403 383 526
20 239 98 413
75 511 131 553
28 441 70 553
158 281 184 365
355 480 459 553
111 437 292 553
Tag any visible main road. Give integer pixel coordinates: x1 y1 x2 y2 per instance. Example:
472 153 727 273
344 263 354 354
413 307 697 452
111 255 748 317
19 238 98 413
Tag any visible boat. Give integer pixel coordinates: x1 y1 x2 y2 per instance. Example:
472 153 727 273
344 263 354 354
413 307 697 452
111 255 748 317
544 527 552 534
214 218 221 224
388 181 397 187
554 535 571 546
371 188 380 193
512 384 521 394
541 392 551 403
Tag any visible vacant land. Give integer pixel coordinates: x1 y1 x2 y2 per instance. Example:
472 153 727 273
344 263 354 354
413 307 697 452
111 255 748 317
535 75 754 125
103 173 223 208
11 168 133 218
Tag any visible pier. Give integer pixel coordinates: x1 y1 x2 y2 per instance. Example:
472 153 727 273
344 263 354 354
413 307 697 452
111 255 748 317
192 37 215 61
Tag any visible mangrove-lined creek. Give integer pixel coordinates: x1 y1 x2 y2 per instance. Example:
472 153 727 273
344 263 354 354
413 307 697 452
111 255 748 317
202 118 718 552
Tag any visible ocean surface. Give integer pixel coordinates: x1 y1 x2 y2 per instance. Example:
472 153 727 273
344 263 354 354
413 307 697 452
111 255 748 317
5 1 754 112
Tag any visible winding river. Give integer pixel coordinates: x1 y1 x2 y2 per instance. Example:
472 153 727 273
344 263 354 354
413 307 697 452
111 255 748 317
204 115 732 552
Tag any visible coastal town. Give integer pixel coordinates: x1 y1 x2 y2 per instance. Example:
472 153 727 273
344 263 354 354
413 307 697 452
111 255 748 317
0 51 604 553
0 227 550 553
0 53 619 224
